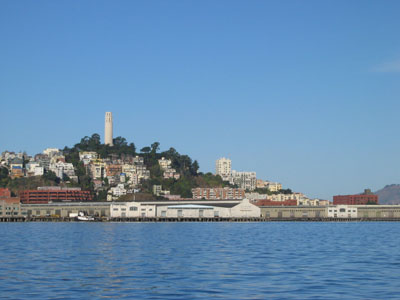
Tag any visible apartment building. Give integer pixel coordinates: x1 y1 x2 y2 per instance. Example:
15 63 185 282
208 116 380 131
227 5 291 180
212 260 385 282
191 187 245 200
231 170 257 191
215 158 232 182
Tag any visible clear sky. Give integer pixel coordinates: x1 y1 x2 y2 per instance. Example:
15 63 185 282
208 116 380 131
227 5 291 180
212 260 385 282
1 1 399 200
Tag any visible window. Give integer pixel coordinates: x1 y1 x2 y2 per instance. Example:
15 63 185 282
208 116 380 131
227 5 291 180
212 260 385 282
121 208 126 211
199 210 204 217
113 208 119 211
340 208 346 212
161 211 166 217
214 211 219 217
177 210 183 217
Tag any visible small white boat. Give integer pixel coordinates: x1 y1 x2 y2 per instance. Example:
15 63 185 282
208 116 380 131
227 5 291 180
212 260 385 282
76 212 95 221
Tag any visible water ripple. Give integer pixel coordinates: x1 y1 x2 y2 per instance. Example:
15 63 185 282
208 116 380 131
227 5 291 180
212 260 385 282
1 222 400 299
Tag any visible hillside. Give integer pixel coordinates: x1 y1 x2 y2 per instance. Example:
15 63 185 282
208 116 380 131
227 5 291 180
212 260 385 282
375 184 400 205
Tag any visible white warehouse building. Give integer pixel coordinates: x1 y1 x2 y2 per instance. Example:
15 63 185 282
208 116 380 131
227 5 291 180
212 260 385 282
110 199 260 219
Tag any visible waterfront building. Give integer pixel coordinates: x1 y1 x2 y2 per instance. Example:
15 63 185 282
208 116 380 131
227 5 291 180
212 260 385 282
19 187 93 204
327 205 358 218
0 188 21 218
21 202 111 218
215 158 232 182
105 112 113 146
192 187 245 200
110 199 260 219
333 189 378 205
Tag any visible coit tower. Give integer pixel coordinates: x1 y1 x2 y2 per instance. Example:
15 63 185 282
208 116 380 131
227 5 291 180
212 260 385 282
105 112 113 146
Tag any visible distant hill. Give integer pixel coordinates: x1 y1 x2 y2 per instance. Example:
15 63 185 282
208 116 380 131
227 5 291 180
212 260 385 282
375 184 400 205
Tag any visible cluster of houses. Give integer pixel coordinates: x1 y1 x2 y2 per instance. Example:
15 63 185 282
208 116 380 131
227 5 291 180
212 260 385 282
1 149 77 181
78 151 150 200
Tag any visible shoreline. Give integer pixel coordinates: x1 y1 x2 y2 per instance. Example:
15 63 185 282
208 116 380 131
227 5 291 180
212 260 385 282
2 217 400 223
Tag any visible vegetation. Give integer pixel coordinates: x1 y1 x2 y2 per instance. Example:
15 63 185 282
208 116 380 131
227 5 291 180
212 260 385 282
1 133 290 200
0 167 10 187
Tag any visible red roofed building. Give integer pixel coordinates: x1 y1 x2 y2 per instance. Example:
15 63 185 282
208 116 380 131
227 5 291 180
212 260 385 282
333 189 378 205
255 199 297 206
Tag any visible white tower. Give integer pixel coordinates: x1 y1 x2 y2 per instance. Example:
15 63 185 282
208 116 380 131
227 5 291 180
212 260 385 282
105 112 113 146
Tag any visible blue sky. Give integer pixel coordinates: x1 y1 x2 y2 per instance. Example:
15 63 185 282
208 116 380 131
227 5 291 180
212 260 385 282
1 1 399 200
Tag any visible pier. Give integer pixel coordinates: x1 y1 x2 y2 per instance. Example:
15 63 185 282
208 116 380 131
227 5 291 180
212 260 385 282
2 217 400 222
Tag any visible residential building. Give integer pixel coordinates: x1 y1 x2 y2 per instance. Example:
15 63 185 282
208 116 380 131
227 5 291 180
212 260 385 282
215 158 232 182
158 157 172 170
35 154 51 171
153 185 162 196
89 160 106 179
79 151 98 165
49 161 77 181
163 168 180 180
43 148 61 157
106 164 123 177
231 170 257 191
107 184 127 201
192 187 245 200
26 162 43 176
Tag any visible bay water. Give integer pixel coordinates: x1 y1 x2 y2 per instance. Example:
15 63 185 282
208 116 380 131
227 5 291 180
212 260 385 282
0 222 399 299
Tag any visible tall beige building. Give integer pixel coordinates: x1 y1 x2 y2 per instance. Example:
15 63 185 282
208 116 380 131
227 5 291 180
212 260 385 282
215 157 232 182
105 112 113 146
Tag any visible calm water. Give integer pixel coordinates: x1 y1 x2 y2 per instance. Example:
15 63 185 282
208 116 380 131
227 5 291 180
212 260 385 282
1 222 400 299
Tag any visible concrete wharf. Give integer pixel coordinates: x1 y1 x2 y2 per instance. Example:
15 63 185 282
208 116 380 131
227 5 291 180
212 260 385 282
2 217 400 222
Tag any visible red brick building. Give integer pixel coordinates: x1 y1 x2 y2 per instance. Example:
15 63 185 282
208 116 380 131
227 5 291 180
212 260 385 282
333 189 378 205
254 199 297 206
19 187 93 204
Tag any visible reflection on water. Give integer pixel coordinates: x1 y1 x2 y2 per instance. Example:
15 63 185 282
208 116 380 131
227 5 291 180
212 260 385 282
1 222 400 299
